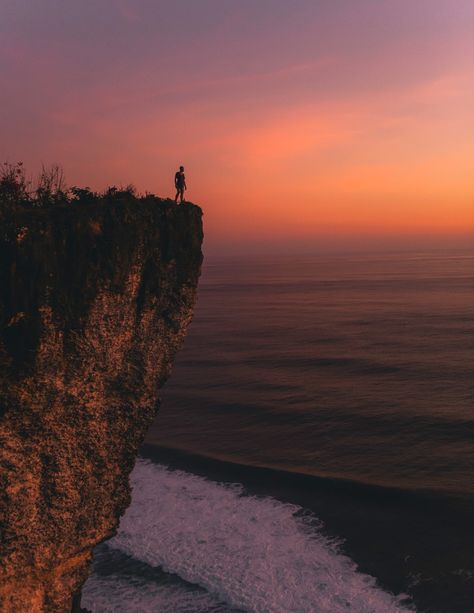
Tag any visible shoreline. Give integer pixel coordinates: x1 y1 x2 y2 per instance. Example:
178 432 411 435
139 443 473 513
138 442 474 613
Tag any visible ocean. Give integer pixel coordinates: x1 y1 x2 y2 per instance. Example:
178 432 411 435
82 250 474 612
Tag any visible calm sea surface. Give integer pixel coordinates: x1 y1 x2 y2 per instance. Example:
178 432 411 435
83 251 474 613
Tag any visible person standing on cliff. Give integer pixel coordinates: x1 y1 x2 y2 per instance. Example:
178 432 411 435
174 166 186 204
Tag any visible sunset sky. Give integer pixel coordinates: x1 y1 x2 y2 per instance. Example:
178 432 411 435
1 0 473 253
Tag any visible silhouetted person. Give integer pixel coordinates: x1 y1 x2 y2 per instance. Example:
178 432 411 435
174 165 186 204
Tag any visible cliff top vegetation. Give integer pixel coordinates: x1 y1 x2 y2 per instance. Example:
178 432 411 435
0 162 166 217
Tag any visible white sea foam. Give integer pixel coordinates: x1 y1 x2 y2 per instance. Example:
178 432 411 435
84 459 414 612
82 573 233 612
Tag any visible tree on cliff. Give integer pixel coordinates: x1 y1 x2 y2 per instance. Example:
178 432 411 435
0 162 29 207
0 162 69 212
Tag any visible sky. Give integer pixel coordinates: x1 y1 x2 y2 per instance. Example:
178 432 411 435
1 0 473 254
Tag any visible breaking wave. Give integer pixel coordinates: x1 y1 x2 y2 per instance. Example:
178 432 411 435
83 459 413 612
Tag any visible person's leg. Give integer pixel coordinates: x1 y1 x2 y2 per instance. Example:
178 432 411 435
175 189 179 203
180 188 184 203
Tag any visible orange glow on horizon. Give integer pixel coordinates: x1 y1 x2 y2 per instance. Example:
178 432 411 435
1 1 473 252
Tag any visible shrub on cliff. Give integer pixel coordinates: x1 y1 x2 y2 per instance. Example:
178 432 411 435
0 162 164 214
69 186 98 205
1 162 75 211
35 164 68 207
0 162 30 208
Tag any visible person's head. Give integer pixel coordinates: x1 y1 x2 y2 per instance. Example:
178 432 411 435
179 166 184 172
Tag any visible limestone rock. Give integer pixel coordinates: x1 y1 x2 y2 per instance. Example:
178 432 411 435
0 198 203 611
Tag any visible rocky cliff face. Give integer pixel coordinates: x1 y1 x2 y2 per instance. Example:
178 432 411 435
0 198 203 612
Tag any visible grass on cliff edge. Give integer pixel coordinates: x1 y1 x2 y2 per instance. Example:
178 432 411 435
0 162 175 216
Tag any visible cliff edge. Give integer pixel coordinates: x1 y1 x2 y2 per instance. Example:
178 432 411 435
0 197 203 611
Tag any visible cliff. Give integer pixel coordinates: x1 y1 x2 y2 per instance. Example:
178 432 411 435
0 197 203 612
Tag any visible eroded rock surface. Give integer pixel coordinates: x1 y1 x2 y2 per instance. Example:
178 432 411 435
0 198 203 611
